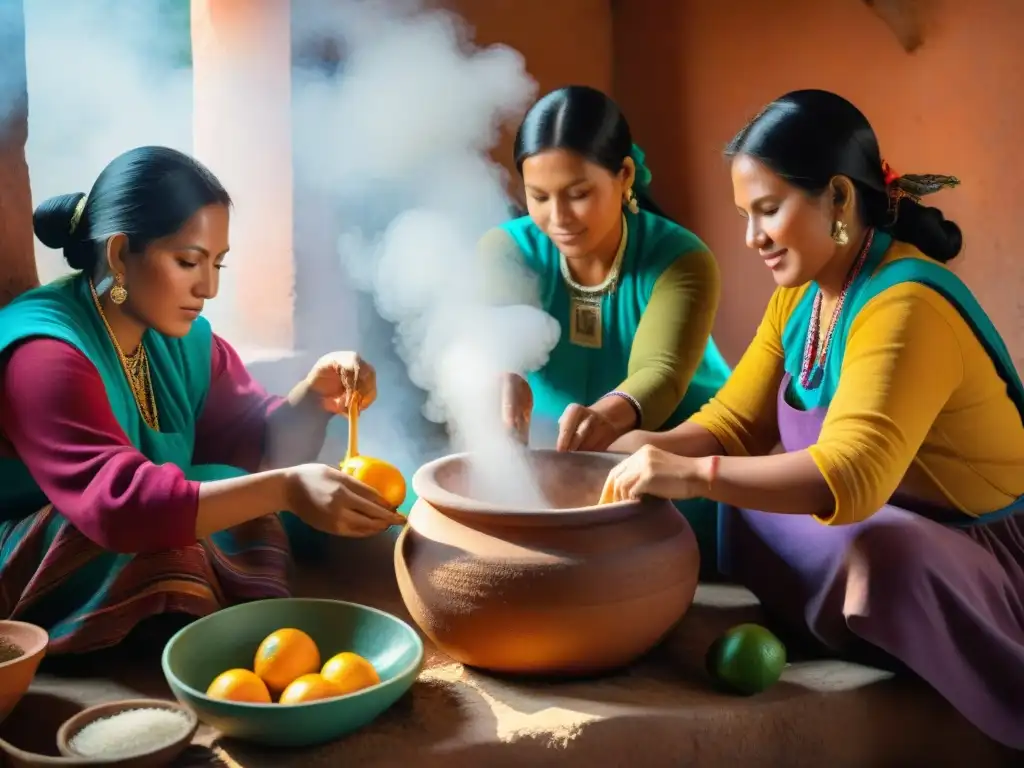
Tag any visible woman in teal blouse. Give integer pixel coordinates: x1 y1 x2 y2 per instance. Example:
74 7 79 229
483 85 731 563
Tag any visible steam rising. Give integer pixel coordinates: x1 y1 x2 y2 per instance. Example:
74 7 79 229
11 0 562 507
22 1 193 284
293 1 560 506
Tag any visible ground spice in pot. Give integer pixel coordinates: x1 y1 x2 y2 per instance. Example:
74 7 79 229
0 637 24 663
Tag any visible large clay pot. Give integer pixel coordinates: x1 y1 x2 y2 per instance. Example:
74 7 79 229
394 449 700 676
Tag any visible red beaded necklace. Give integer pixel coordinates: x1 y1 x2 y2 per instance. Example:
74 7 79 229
799 228 875 390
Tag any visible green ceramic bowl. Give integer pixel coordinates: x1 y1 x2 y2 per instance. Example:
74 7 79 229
161 598 424 747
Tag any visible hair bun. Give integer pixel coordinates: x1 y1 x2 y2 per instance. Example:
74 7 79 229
33 193 86 250
897 201 963 264
937 217 964 262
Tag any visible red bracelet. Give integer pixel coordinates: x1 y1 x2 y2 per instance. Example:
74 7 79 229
706 455 721 491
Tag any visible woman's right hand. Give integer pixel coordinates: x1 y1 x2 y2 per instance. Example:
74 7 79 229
500 372 533 444
286 463 406 537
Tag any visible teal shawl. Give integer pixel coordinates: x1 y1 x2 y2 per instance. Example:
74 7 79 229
0 273 247 517
780 231 1024 525
500 209 731 430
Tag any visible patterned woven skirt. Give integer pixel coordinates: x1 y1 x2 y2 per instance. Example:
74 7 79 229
0 505 291 654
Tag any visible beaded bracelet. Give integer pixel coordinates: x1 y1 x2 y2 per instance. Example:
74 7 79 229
603 390 642 429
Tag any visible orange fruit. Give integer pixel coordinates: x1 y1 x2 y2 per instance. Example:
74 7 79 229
339 456 407 509
254 628 321 694
278 673 347 705
206 668 272 703
320 651 380 695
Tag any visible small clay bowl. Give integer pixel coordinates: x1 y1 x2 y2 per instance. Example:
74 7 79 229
0 620 49 722
55 699 198 767
0 737 137 767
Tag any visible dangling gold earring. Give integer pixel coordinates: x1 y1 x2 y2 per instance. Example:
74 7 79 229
624 188 640 215
831 220 850 246
110 273 128 305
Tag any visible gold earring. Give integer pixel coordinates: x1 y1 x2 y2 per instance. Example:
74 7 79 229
624 188 640 215
831 220 849 246
110 274 128 305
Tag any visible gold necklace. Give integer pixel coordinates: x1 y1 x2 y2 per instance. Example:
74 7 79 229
88 279 160 430
124 346 144 377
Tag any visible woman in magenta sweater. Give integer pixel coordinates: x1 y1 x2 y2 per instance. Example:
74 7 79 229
0 146 404 654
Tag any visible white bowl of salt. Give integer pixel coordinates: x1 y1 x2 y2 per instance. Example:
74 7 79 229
55 698 198 766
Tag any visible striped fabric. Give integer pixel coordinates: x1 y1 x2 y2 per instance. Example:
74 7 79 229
0 505 291 653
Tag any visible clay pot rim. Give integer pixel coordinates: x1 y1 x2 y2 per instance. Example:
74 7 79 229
412 448 643 519
0 620 48 670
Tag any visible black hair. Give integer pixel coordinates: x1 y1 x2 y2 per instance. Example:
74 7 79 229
33 145 232 273
725 89 962 263
513 85 671 220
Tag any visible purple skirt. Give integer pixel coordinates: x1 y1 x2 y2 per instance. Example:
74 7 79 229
719 375 1024 750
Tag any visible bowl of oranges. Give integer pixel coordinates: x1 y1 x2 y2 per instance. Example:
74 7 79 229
161 598 424 747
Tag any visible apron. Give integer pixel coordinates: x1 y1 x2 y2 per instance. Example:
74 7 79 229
718 372 1024 750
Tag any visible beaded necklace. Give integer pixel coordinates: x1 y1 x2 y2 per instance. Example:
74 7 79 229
798 228 875 390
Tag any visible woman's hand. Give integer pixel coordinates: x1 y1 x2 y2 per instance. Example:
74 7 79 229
304 351 377 415
286 463 405 537
600 445 710 502
557 403 621 452
500 372 533 444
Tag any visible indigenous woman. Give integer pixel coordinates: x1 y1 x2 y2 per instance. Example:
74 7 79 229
489 86 731 559
0 146 405 654
603 90 1023 749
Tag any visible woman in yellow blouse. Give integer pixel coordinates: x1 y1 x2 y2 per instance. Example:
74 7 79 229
603 90 1024 750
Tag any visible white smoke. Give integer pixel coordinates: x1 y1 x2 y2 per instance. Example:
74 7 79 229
22 2 194 270
292 0 560 507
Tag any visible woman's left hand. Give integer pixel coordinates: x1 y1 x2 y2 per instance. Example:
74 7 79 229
304 351 377 415
601 444 705 502
557 403 621 452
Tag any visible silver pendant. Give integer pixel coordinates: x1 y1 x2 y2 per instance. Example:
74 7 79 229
569 299 602 348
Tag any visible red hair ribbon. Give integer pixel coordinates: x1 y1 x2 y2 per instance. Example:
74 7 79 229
881 160 900 187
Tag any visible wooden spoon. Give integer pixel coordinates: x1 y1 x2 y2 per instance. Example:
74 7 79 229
338 395 407 510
